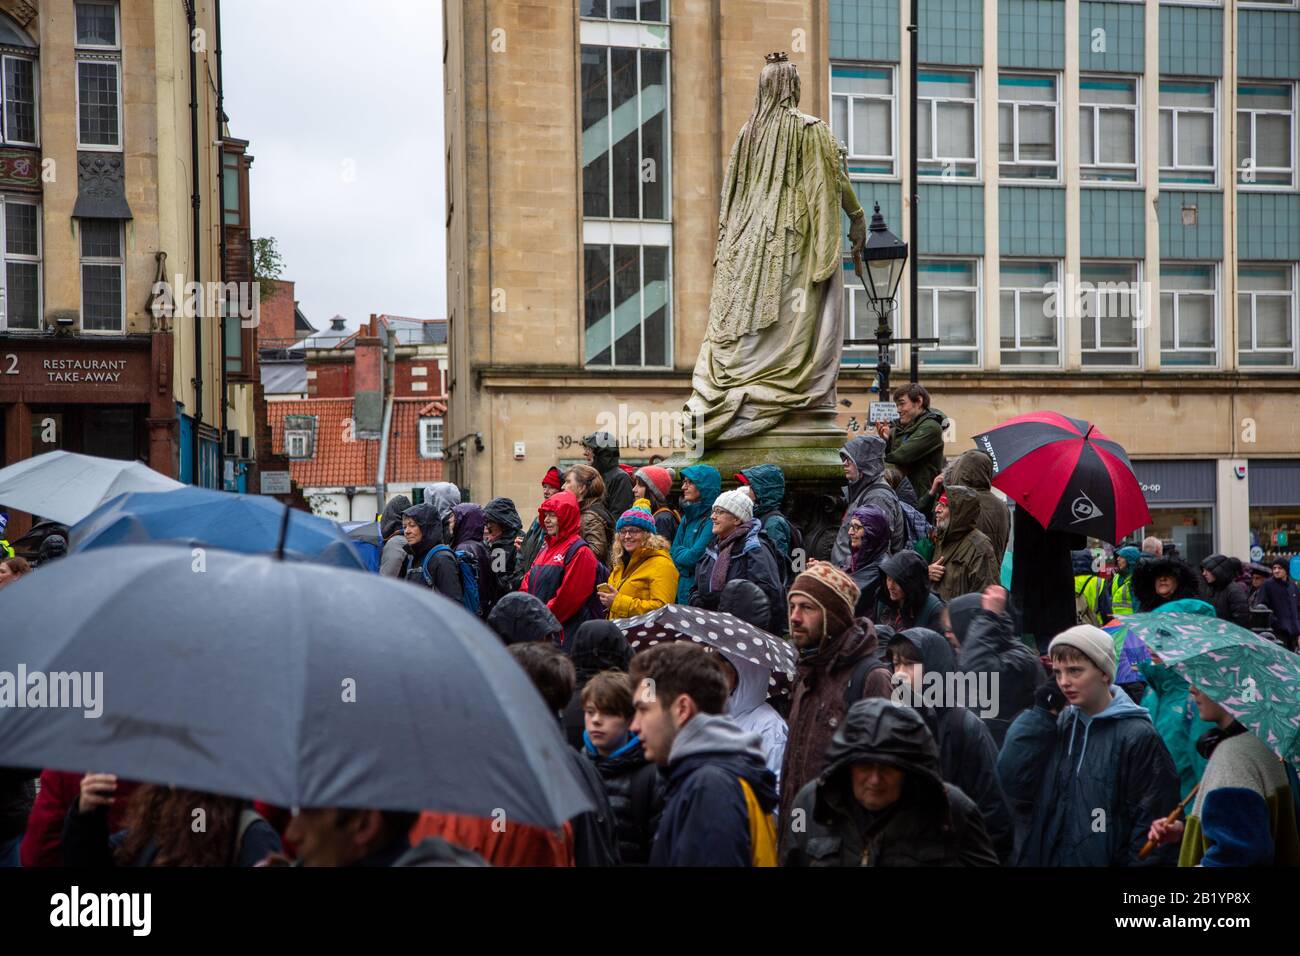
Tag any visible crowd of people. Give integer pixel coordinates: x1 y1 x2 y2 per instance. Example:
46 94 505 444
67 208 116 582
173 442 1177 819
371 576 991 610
2 383 1298 868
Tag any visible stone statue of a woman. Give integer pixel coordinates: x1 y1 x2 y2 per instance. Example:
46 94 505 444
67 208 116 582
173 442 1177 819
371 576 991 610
687 53 867 446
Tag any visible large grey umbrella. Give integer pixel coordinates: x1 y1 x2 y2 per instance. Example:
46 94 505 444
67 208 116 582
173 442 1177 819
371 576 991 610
0 450 183 525
0 545 590 828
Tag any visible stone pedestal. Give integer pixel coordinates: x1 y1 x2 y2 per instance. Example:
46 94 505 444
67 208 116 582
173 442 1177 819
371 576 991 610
658 409 849 560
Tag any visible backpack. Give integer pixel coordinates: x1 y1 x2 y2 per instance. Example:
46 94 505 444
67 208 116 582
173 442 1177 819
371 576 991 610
843 654 893 711
424 544 481 615
1075 576 1101 627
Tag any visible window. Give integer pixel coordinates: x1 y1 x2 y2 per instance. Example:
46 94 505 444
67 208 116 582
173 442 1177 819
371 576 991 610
79 219 124 333
1080 261 1143 367
285 431 311 460
580 0 667 22
75 1 119 47
222 152 242 225
1080 76 1139 184
841 259 898 365
581 45 669 220
1160 263 1219 367
584 243 670 367
831 65 896 177
2 199 41 331
918 70 978 178
999 73 1060 181
1237 263 1296 367
2 56 36 146
1000 260 1062 366
1237 83 1295 189
75 2 121 150
581 24 671 368
283 416 316 459
1159 80 1216 185
419 417 444 459
917 259 981 365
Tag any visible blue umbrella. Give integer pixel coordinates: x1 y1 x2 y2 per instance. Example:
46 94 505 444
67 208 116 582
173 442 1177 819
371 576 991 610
0 545 592 826
68 487 367 571
342 521 382 572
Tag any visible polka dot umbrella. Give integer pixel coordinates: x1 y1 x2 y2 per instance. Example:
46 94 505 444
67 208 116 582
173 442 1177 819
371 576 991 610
615 604 797 702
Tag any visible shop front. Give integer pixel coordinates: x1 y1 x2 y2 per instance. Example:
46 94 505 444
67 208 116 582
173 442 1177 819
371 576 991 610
1129 460 1217 567
1248 460 1300 566
0 333 177 538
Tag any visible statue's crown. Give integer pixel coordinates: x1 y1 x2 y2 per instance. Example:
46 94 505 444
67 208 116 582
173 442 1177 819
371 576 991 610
765 51 788 64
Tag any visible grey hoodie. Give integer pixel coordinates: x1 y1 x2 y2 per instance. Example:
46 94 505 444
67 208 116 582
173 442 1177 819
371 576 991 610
423 482 463 524
834 435 905 564
379 494 412 578
722 650 788 792
668 712 769 768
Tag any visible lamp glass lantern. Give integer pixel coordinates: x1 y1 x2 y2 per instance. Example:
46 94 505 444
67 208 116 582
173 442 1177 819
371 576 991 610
860 202 908 316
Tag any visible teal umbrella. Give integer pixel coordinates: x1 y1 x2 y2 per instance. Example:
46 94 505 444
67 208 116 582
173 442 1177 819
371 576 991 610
1123 612 1300 769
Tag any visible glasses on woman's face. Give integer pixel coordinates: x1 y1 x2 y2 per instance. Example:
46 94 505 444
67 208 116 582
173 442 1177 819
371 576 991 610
618 529 646 538
848 522 865 532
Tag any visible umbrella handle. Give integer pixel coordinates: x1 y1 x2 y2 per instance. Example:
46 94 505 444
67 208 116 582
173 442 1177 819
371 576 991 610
1138 784 1198 860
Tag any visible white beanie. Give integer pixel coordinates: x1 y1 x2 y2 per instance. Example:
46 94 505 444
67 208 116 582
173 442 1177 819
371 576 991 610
1049 625 1117 682
713 488 754 522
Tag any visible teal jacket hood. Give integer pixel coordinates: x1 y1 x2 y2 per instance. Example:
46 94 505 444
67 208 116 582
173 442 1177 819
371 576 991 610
738 464 785 517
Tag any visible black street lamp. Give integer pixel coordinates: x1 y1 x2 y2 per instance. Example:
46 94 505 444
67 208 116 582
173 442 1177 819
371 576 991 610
851 203 908 399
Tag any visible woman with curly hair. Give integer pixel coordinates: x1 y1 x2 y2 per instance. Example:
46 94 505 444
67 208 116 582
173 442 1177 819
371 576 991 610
62 774 281 867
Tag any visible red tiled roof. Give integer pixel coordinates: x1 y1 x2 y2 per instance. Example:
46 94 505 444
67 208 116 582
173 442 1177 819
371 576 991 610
268 397 444 488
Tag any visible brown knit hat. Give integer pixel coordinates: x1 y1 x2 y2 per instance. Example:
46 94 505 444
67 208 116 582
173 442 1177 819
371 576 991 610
789 560 860 639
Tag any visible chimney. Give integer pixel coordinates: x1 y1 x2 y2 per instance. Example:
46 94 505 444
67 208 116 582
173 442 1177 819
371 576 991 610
330 315 348 332
353 314 383 439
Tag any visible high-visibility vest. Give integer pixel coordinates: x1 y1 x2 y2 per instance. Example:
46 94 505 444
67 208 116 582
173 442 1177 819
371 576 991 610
1111 575 1136 616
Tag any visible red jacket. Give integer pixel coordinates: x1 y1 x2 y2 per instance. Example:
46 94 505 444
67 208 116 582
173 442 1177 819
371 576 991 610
521 491 597 628
410 811 573 867
21 771 139 867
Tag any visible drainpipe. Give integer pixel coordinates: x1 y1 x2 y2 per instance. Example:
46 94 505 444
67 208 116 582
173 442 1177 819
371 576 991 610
215 0 229 488
374 331 396 515
185 0 204 485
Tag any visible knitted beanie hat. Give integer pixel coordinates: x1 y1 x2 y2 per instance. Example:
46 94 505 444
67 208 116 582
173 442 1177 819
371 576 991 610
635 466 673 501
615 506 656 534
712 488 754 522
1049 625 1117 682
789 560 861 639
541 466 563 490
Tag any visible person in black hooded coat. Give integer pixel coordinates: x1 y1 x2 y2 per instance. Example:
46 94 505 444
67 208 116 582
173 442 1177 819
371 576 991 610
400 502 463 604
886 627 1014 862
561 620 634 749
782 698 998 867
1198 554 1250 628
1132 554 1201 612
948 589 1044 747
486 592 563 646
874 550 945 632
582 431 634 518
483 496 523 601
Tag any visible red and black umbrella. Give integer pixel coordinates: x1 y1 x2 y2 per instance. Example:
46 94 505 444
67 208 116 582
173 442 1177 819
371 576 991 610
970 411 1150 544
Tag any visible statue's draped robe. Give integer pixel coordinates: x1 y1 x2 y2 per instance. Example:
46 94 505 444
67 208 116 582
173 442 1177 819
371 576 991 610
688 100 849 444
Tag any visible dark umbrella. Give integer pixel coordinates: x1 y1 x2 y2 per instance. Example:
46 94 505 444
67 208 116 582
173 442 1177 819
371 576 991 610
0 545 591 827
342 520 381 547
972 411 1150 543
616 605 796 702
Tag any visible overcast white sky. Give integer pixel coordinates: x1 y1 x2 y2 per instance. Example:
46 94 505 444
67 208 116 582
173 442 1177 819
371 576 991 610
221 0 445 332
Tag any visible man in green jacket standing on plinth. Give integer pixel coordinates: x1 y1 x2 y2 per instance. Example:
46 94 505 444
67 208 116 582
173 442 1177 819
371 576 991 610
876 383 947 514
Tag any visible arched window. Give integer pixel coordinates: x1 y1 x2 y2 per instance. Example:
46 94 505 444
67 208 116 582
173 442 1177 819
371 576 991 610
0 10 37 147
